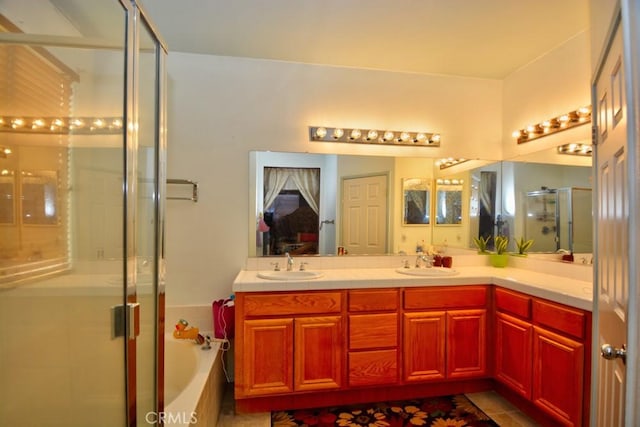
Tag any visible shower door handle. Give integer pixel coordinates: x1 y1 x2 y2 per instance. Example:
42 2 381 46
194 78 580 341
111 303 140 340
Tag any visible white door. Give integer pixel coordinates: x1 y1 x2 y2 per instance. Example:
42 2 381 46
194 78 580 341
594 20 631 427
341 175 387 254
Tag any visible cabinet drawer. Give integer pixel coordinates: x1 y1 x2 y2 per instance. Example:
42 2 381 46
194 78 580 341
243 292 342 316
349 313 397 350
404 286 487 310
495 288 531 319
348 289 399 312
348 349 398 386
532 299 585 340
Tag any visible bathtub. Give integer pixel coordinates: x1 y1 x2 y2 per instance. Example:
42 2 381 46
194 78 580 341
164 333 224 426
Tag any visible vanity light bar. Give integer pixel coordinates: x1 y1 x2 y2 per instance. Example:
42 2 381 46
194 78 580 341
435 158 468 169
309 126 441 147
557 143 593 156
436 178 464 185
0 116 124 135
512 106 592 144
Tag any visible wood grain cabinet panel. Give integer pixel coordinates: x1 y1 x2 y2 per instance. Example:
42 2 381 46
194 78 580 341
533 299 586 340
495 287 531 319
495 312 533 398
447 309 487 378
242 318 294 396
349 313 398 350
403 311 446 382
349 349 398 386
348 289 399 312
294 316 343 392
532 326 584 427
243 292 342 316
404 286 487 310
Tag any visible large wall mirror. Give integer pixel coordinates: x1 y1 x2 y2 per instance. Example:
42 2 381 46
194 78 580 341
249 143 592 257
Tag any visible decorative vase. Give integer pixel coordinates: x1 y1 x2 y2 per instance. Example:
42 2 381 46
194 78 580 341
489 253 509 268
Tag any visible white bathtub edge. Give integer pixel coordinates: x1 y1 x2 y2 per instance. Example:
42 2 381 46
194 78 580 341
164 332 221 426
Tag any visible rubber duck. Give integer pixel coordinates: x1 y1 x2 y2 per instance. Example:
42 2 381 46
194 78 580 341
173 319 205 344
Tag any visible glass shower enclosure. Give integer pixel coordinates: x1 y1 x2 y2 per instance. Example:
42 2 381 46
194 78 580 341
0 1 167 426
524 187 593 254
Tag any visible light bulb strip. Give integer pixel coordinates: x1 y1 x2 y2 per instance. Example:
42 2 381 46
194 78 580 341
557 143 593 156
0 116 124 135
512 106 592 144
435 158 468 170
309 126 440 147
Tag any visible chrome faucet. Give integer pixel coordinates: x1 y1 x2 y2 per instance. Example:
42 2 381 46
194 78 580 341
415 253 433 268
285 252 294 271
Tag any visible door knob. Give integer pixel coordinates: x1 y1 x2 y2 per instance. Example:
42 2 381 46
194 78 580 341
601 344 626 363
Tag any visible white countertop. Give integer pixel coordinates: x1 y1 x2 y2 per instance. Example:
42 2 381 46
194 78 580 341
233 265 593 311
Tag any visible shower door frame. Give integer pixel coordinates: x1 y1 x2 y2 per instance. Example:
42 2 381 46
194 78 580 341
123 1 168 426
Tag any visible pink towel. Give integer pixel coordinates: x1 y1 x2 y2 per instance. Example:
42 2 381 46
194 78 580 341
258 217 270 232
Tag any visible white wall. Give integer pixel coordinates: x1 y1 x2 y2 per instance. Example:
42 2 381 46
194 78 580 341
502 31 592 159
165 54 502 305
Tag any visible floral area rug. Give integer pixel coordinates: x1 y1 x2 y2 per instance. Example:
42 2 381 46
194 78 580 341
271 394 499 426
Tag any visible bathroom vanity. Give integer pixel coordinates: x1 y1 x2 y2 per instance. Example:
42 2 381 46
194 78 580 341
232 261 592 427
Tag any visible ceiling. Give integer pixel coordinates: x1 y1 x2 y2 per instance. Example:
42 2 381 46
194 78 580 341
142 0 590 79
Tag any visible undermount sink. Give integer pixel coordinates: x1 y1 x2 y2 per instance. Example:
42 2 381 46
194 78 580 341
395 267 459 277
257 270 324 280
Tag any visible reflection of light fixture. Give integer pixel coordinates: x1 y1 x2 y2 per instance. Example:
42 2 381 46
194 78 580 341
435 158 468 169
557 142 593 156
513 105 591 144
0 116 124 135
0 146 11 158
310 126 441 147
436 178 464 185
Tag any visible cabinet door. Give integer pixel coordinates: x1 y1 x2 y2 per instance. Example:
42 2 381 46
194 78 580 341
242 318 294 396
495 312 532 398
532 326 584 426
403 311 446 382
294 316 343 391
447 309 487 378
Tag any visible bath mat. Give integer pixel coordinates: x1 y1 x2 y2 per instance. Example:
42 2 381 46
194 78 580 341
271 394 499 426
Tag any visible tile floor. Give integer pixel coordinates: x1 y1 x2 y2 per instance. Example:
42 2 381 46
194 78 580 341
216 384 540 427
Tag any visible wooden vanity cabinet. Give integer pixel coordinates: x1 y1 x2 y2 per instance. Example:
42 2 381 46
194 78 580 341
403 286 488 382
494 287 591 427
235 291 344 398
494 288 533 399
347 289 400 387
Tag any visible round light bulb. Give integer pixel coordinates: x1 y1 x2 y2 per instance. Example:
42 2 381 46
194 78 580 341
415 133 427 143
314 127 327 139
431 134 441 143
383 131 394 141
332 128 344 139
350 129 362 140
366 130 378 140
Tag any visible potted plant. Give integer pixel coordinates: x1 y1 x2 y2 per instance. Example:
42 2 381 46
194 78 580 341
513 237 534 257
489 235 509 267
472 235 491 254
